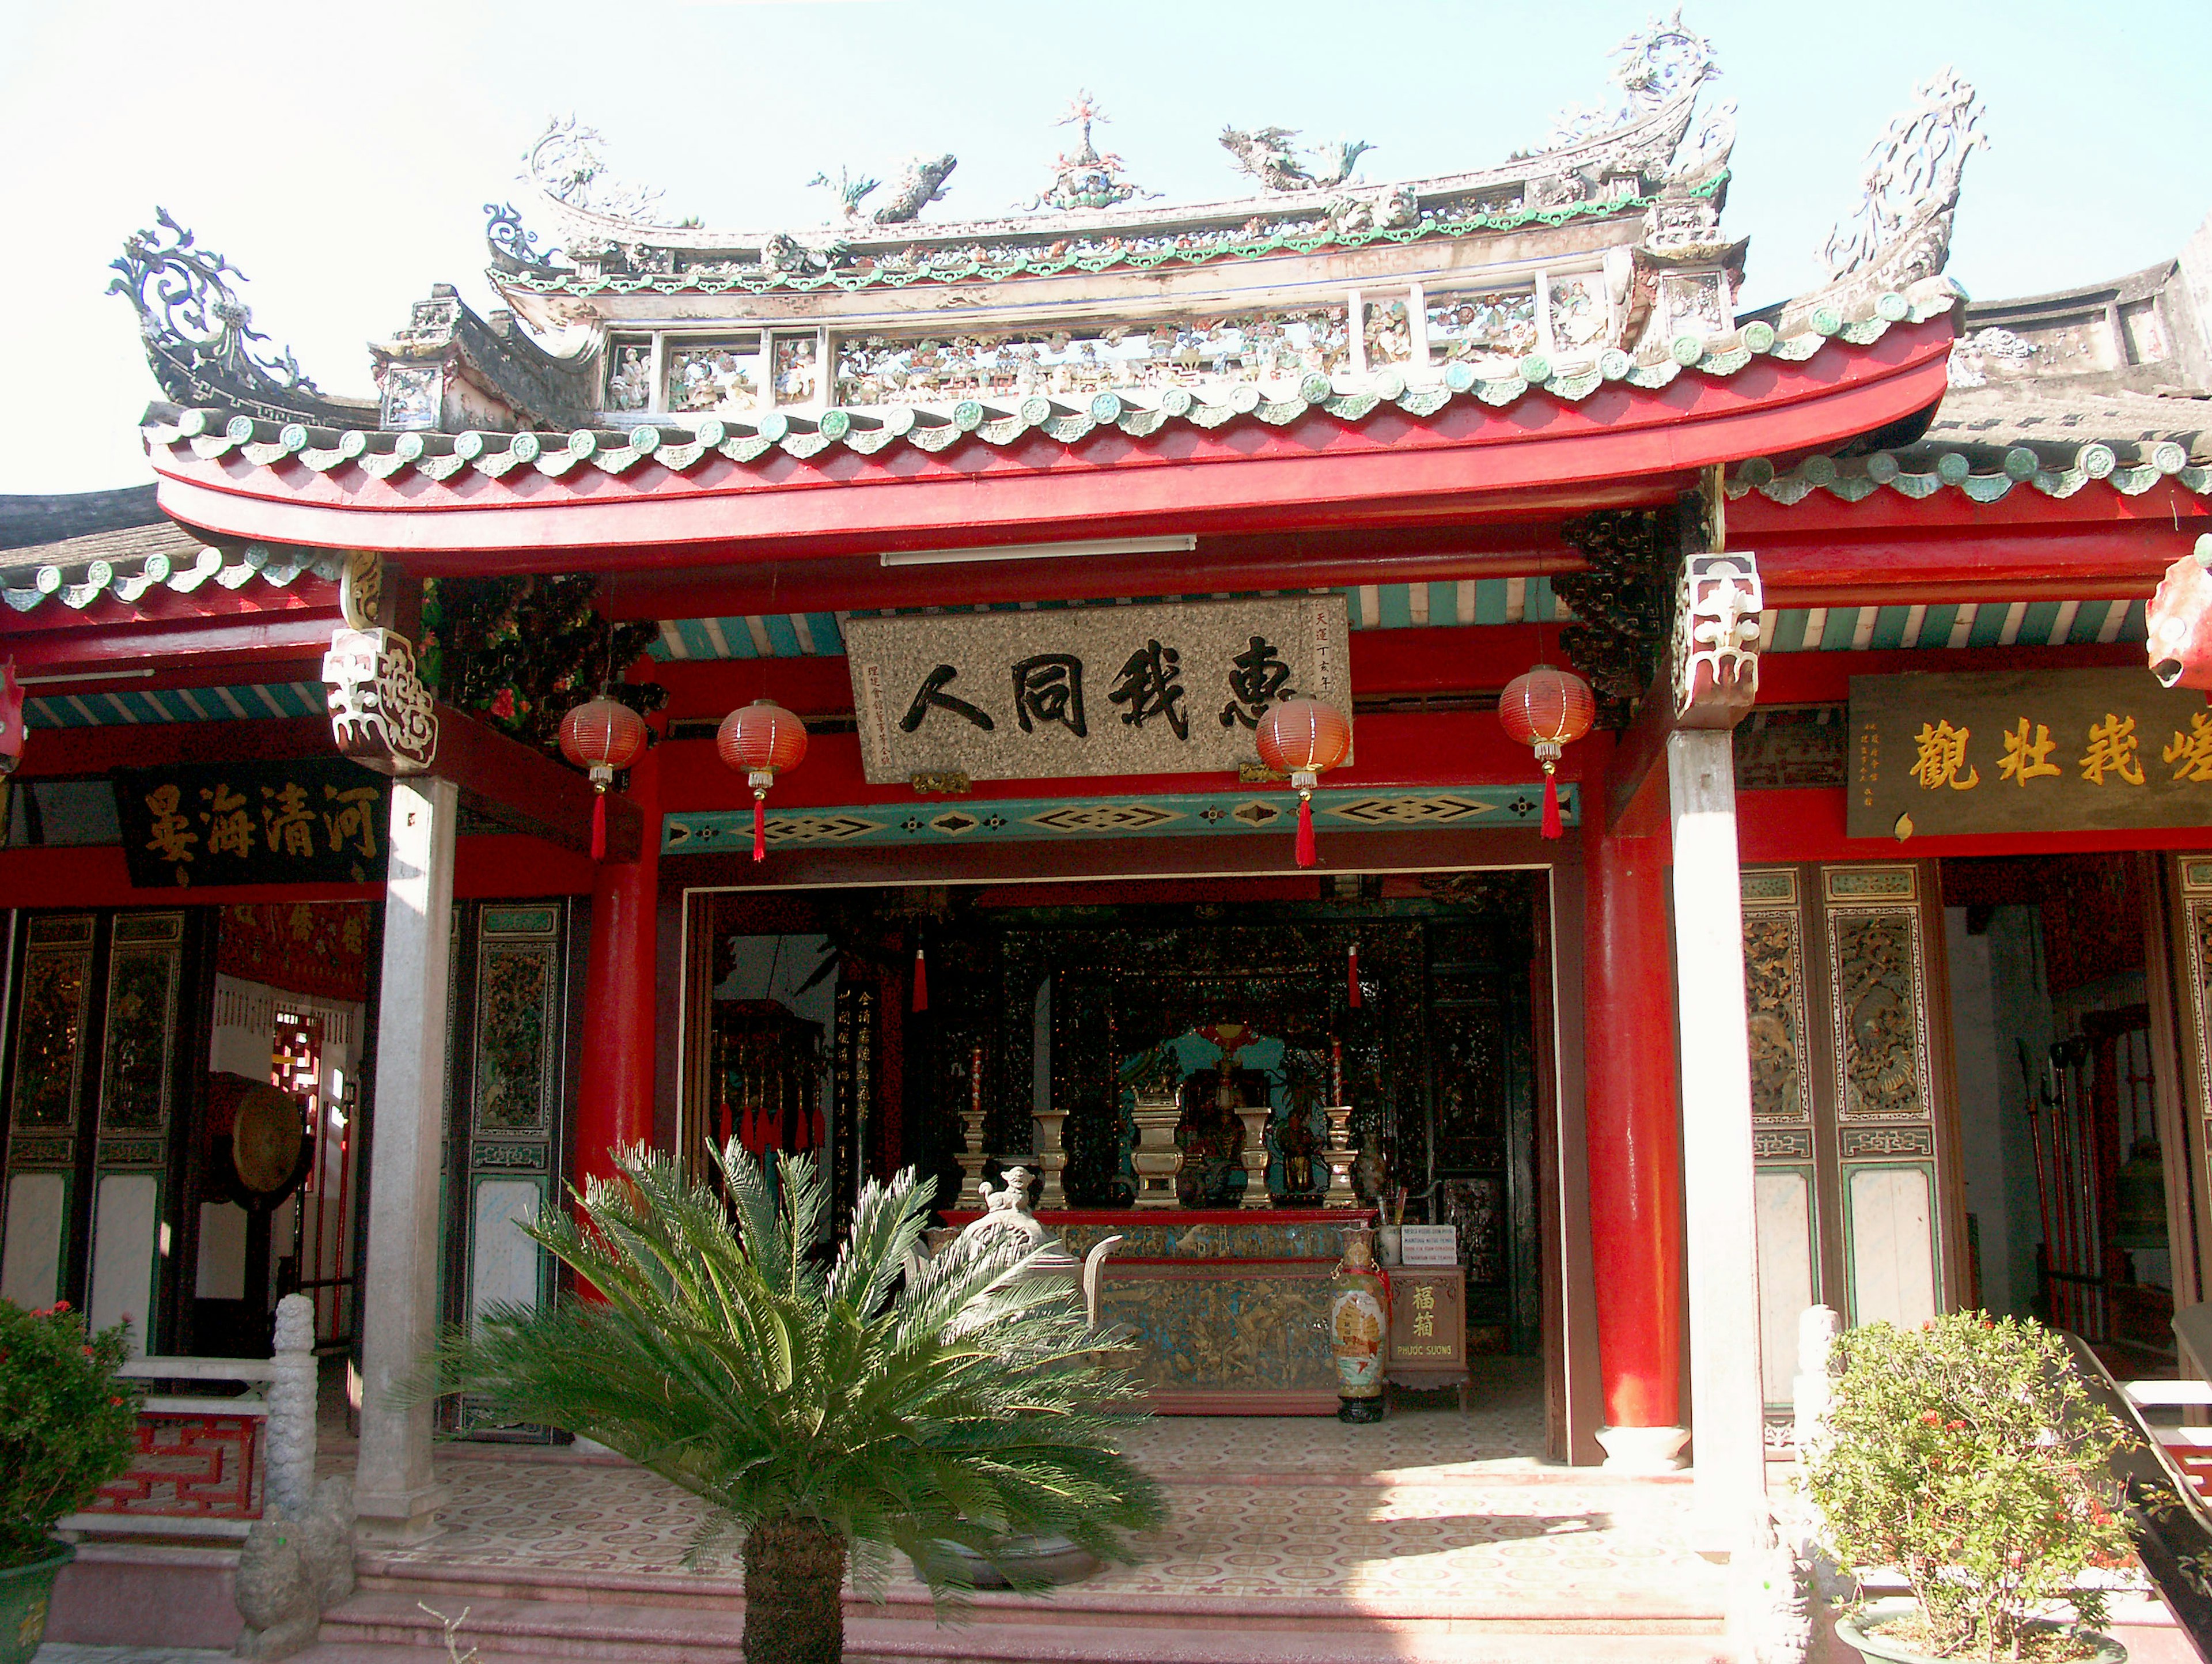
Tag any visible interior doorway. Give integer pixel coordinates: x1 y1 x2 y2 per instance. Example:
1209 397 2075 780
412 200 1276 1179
679 867 1561 1450
1941 855 2177 1371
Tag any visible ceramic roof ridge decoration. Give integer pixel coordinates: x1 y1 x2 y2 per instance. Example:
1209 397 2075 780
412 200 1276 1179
120 25 1984 474
494 29 1714 282
1817 66 1985 295
132 278 1963 492
109 209 374 429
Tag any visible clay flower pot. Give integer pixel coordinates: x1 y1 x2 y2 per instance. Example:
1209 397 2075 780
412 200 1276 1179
1835 1597 2125 1664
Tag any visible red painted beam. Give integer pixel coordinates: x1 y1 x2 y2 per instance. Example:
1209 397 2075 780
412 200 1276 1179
1751 526 2204 606
147 323 1956 567
4 612 340 678
600 525 1586 621
657 706 1563 819
1736 786 2212 864
0 581 338 636
16 717 333 777
1755 642 2143 705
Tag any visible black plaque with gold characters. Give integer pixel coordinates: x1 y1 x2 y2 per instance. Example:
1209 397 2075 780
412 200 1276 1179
1849 668 2212 839
115 759 390 888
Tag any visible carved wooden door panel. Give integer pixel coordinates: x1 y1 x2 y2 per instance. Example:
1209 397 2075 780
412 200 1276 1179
1741 863 1961 1425
439 899 575 1440
0 910 203 1356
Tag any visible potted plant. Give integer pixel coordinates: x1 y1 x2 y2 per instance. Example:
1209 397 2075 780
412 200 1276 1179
419 1143 1166 1664
0 1299 140 1664
1801 1311 2134 1663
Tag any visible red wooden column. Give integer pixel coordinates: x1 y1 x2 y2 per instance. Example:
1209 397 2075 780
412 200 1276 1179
1580 733 1689 1469
574 743 661 1187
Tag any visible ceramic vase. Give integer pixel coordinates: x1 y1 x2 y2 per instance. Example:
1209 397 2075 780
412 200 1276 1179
1329 1225 1388 1422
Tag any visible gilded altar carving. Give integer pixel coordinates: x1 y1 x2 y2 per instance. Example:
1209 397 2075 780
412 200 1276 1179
1742 905 1811 1125
1827 907 1930 1122
1097 1268 1335 1395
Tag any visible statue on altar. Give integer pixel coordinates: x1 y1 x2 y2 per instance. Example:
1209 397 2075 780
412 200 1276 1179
1174 1065 1247 1207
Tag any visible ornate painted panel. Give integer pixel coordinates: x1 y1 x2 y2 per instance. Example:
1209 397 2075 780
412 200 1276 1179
1823 869 1934 1122
11 916 94 1133
472 913 560 1134
1740 870 1812 1126
99 915 185 1135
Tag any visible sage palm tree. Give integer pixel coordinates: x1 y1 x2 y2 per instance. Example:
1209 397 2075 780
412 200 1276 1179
421 1142 1164 1664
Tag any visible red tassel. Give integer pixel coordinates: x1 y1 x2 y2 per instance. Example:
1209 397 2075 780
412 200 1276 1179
590 792 607 862
912 946 929 1013
1540 772 1563 839
752 795 767 862
1347 944 1362 1009
1294 793 1317 868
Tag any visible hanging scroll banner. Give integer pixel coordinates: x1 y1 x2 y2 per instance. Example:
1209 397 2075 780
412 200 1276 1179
115 759 391 888
844 595 1353 785
1848 667 2212 839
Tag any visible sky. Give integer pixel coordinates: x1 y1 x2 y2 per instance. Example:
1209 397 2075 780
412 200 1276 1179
2 0 2206 494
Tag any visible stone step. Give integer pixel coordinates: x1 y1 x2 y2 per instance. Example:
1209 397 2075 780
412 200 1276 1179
312 1589 1733 1664
351 1555 1727 1627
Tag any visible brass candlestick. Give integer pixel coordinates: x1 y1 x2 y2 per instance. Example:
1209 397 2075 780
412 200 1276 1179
1238 1105 1273 1208
1321 1105 1358 1208
1033 1106 1069 1210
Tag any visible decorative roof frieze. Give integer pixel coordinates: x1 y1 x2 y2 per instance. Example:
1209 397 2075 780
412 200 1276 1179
137 280 1957 491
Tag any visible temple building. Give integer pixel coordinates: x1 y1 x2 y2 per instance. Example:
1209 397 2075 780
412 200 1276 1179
3 15 2209 1593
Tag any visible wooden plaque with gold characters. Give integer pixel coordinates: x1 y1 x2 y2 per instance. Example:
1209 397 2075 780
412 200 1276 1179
1386 1265 1469 1396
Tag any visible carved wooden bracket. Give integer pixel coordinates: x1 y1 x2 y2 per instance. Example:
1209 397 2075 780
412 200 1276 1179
1671 551 1762 728
323 627 438 776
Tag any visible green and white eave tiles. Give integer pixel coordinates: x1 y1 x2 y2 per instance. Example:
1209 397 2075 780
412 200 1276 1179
645 578 1572 661
647 583 2145 663
23 682 327 729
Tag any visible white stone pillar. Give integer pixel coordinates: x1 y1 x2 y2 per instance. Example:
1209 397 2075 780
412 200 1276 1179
1666 728 1767 1552
353 776 456 1542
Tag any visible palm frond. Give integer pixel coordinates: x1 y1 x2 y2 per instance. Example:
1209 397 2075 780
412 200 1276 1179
411 1146 1165 1596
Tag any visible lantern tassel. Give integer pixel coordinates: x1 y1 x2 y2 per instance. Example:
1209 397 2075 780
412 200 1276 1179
590 792 607 862
912 946 929 1013
752 791 767 863
1295 792 1317 868
1540 766 1563 841
1348 943 1362 1009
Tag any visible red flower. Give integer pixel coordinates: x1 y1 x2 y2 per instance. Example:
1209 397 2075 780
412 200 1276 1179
1920 1409 1942 1425
490 688 517 721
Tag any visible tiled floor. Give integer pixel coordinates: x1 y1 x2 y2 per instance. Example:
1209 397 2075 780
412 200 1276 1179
354 1360 1726 1617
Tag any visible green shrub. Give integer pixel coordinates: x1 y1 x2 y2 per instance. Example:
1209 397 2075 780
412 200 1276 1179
1801 1312 2134 1661
0 1300 140 1568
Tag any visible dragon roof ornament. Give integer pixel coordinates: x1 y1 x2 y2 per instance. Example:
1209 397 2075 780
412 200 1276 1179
1024 91 1153 212
1218 127 1374 194
525 118 676 229
108 210 368 428
1819 67 1986 290
1540 7 1718 150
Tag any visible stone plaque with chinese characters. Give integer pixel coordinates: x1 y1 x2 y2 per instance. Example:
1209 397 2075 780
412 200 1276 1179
843 596 1352 785
1849 668 2212 838
115 760 391 888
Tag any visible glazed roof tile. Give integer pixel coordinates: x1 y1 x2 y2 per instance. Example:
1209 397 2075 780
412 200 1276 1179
0 530 343 617
1728 385 2212 509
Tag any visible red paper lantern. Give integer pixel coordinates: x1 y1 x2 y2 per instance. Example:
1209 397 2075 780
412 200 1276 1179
1497 664 1595 839
717 699 809 862
558 696 649 860
1254 697 1351 869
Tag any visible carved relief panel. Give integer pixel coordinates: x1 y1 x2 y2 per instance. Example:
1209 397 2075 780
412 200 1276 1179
1743 864 1956 1425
